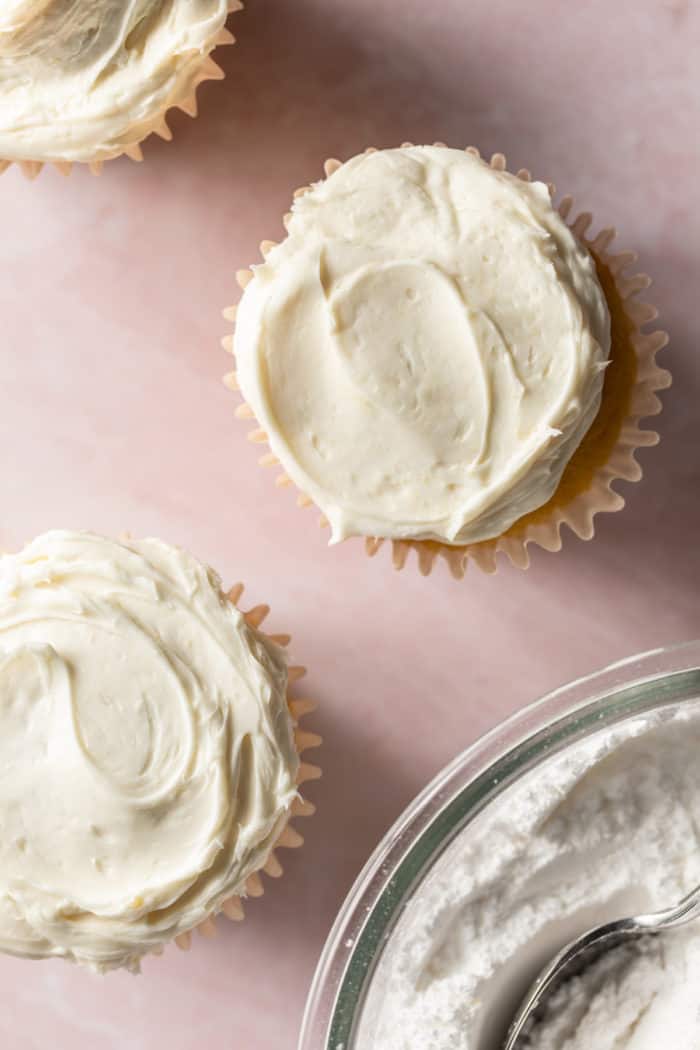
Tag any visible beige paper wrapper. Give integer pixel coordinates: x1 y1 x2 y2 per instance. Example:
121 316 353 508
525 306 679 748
223 146 671 579
164 582 321 957
0 1 242 180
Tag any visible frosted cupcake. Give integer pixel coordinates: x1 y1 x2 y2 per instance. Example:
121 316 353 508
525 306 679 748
226 145 669 577
0 530 319 972
0 1 241 176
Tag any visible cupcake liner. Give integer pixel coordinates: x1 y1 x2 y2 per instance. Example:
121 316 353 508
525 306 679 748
169 582 321 956
223 145 670 579
0 1 242 180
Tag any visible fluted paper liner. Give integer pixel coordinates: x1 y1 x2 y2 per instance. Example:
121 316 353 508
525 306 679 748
223 146 671 579
0 1 242 180
167 582 320 957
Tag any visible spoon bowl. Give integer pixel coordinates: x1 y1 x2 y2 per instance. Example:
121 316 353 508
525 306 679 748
503 881 700 1049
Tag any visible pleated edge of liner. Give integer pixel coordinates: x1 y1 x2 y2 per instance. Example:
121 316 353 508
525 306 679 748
164 584 321 956
220 143 671 580
0 1 243 180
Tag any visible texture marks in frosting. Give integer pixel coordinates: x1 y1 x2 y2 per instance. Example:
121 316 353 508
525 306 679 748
234 147 611 545
0 531 298 971
0 1 230 162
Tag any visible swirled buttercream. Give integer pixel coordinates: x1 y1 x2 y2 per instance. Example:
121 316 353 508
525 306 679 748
234 146 611 545
0 530 298 972
0 1 230 163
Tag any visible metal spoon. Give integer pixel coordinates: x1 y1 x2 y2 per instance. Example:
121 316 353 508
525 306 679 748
503 881 700 1049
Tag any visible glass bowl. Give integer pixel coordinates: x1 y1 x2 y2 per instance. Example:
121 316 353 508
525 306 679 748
299 642 700 1050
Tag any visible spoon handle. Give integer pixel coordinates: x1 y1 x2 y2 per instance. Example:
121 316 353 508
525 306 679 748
635 882 700 931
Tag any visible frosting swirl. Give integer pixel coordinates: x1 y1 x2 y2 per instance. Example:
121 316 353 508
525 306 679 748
0 1 229 162
0 531 298 972
234 146 611 545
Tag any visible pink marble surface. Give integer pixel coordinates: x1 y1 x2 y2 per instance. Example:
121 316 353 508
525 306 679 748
0 0 698 1046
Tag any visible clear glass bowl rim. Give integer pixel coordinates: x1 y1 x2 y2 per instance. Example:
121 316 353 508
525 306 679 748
298 640 700 1050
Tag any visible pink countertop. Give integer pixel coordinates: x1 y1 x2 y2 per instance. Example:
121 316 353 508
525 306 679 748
0 1 698 1047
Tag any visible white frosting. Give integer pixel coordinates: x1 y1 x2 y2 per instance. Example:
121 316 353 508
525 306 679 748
0 531 298 972
359 712 700 1050
235 146 611 545
0 1 229 163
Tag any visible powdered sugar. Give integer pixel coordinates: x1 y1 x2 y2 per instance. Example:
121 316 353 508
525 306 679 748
532 933 700 1049
358 710 700 1050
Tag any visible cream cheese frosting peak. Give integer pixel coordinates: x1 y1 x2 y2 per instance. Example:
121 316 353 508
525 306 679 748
0 1 230 163
0 531 298 972
234 146 611 546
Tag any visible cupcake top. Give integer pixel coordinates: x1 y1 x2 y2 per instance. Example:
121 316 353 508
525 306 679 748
0 0 230 163
0 530 298 972
235 146 611 546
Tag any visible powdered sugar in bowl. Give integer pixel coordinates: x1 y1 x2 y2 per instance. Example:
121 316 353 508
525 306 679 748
300 643 700 1050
